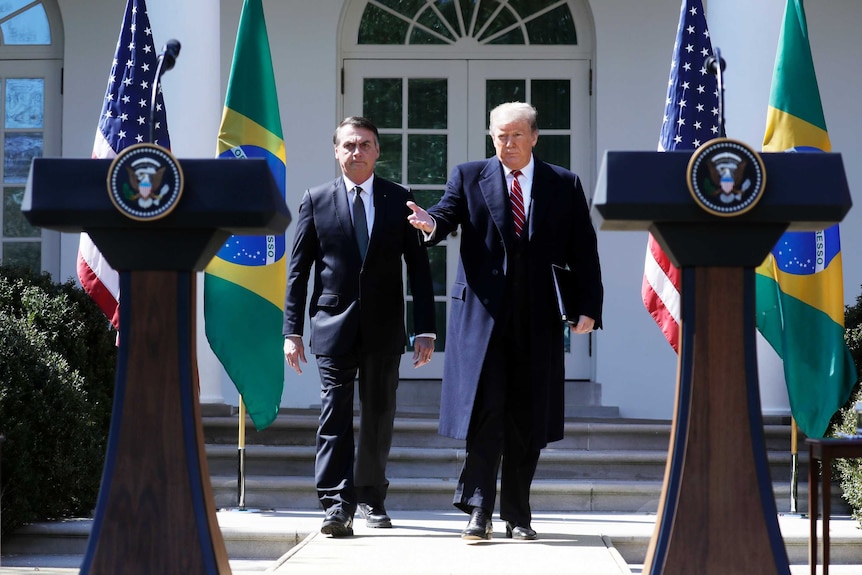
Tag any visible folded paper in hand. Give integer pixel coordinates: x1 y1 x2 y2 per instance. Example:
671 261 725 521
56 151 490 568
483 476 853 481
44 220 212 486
552 264 577 323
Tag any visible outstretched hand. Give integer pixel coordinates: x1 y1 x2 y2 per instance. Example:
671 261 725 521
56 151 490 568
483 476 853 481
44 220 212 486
407 201 434 234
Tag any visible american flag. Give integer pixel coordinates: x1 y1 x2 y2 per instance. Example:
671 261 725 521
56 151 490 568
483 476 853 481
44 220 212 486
642 0 719 352
77 0 170 329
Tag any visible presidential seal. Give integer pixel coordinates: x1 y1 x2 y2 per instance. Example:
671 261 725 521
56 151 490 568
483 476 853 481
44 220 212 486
107 143 184 221
686 138 766 217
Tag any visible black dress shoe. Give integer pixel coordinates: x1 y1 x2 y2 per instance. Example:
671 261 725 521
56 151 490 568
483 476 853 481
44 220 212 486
505 521 538 540
358 503 392 528
320 508 353 537
461 507 493 541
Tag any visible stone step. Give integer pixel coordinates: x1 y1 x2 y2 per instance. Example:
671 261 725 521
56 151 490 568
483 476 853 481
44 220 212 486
204 443 811 483
208 475 828 516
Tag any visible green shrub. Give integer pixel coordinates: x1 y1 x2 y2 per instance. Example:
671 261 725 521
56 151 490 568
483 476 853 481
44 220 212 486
0 265 116 537
834 286 862 522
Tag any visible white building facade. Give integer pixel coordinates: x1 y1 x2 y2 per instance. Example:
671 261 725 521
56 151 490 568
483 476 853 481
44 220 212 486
9 0 862 421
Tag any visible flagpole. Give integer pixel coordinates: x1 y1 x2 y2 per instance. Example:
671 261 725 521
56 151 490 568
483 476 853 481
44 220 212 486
790 417 799 514
237 397 247 510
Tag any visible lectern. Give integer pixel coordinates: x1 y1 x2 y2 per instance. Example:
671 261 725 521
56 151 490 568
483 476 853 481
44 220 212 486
592 147 852 575
23 154 290 574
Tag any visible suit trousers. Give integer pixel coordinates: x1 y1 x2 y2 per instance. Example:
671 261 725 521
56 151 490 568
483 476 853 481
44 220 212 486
453 319 541 527
314 351 400 514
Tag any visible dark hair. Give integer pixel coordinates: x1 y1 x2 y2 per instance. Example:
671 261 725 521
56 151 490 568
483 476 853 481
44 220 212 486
333 116 379 145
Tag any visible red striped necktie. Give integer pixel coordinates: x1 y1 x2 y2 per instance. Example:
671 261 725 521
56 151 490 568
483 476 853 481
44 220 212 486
510 170 525 238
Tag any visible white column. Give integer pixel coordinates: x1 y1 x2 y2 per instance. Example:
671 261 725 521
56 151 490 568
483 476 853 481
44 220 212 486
148 0 231 408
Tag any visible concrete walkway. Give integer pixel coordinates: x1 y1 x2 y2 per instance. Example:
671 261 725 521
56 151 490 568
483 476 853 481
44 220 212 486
2 510 860 574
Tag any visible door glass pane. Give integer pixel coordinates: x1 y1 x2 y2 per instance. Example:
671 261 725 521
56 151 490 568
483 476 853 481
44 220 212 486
4 187 38 237
412 189 443 209
408 79 447 129
364 78 402 128
407 134 447 184
5 78 43 128
2 241 40 272
1 4 50 45
376 133 402 181
532 80 570 129
4 132 42 183
534 135 570 170
486 80 525 115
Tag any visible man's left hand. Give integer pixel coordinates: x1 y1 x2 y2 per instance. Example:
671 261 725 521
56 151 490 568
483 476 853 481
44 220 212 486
412 336 434 367
571 315 595 334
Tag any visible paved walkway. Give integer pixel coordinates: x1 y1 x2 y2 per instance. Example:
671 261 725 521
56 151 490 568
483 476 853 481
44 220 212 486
2 510 860 574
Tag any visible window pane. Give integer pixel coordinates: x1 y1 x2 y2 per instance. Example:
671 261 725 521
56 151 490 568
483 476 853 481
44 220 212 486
534 135 570 170
436 0 462 37
2 241 40 272
375 133 402 182
6 78 44 129
405 300 447 352
488 28 525 45
411 189 442 209
409 27 447 45
407 134 447 185
532 80 570 130
0 0 33 20
416 6 454 41
408 79 447 129
525 5 577 45
4 132 42 183
478 5 517 43
1 5 50 45
4 186 38 237
359 4 408 44
376 0 425 17
364 78 402 129
486 80 525 117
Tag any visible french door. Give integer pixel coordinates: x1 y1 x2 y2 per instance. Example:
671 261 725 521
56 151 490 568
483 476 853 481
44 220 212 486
343 58 593 380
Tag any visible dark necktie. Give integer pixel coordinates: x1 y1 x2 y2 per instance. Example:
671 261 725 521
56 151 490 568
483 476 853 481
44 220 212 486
510 170 525 238
353 186 369 259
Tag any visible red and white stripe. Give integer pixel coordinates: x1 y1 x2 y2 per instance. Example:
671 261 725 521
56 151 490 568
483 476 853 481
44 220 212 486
642 234 680 353
77 130 120 329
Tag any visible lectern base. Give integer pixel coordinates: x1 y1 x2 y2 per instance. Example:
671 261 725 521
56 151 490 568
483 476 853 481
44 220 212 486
80 271 230 575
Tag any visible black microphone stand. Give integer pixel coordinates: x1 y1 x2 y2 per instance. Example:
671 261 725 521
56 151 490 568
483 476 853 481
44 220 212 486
149 40 181 144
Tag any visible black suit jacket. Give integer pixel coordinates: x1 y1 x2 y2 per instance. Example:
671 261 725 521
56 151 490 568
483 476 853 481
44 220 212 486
283 176 435 356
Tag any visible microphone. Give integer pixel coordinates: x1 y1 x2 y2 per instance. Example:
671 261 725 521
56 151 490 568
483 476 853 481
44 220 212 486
149 39 181 144
160 39 181 73
705 55 726 75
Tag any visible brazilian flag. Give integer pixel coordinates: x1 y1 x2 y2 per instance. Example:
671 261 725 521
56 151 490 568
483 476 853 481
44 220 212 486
755 0 857 438
204 0 286 430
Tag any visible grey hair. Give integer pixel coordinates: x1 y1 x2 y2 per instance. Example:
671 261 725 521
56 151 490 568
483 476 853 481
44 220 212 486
489 102 538 133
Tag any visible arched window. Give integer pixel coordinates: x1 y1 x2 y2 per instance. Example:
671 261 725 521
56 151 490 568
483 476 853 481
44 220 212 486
0 0 62 275
357 0 577 45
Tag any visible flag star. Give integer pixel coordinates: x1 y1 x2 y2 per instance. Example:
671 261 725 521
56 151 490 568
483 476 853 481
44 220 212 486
704 29 710 38
674 134 683 144
126 59 134 68
145 26 152 37
104 110 113 119
122 95 131 103
683 62 692 71
119 113 128 121
135 134 145 143
118 130 126 139
712 107 719 116
701 48 710 57
127 42 135 51
108 74 116 85
678 99 687 109
143 44 152 54
140 80 149 90
687 25 695 34
690 7 697 15
142 63 150 72
139 98 148 107
697 85 705 93
137 116 146 125
123 77 132 86
682 81 690 90
700 66 708 76
696 103 705 112
711 125 720 134
693 139 701 147
694 121 702 130
106 93 114 102
677 117 686 127
685 44 694 53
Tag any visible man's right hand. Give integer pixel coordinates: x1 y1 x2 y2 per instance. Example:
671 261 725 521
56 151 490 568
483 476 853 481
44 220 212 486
406 201 434 234
284 336 307 375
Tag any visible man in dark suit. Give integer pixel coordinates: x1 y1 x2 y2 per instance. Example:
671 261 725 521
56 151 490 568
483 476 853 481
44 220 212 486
407 102 603 541
284 116 436 537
